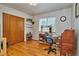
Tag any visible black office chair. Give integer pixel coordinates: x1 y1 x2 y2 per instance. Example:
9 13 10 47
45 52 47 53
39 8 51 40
44 33 56 54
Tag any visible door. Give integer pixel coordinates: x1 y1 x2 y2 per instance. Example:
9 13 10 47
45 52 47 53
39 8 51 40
3 13 10 43
3 13 24 45
16 16 24 43
9 15 16 45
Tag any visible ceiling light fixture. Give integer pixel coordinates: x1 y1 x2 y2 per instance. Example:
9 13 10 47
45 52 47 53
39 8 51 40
29 3 38 6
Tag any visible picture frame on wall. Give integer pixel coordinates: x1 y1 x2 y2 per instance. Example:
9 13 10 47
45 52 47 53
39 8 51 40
75 3 79 18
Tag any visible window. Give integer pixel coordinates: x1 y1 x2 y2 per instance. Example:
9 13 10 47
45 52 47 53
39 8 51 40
39 17 56 32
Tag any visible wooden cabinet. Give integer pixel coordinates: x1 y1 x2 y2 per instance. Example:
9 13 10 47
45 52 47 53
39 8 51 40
60 29 75 56
3 13 24 45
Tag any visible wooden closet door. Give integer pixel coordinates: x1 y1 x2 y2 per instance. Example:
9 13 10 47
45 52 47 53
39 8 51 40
9 15 16 45
3 13 10 44
16 17 24 43
3 13 24 45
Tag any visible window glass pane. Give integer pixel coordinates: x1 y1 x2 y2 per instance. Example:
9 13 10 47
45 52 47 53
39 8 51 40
40 18 47 26
47 17 56 25
47 17 56 32
42 27 49 32
39 18 46 31
39 17 56 32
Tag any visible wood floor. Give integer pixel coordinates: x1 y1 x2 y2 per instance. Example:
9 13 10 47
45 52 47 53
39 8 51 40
7 40 60 56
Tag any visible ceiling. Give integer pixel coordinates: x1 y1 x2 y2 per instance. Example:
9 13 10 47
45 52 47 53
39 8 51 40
2 3 74 16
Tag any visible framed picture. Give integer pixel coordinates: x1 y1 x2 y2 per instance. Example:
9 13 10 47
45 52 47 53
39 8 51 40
75 3 79 18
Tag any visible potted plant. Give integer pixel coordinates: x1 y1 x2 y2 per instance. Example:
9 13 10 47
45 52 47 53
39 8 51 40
26 18 34 24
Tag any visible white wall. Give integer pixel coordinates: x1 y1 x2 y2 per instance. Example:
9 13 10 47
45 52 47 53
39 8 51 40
72 4 79 56
0 4 31 47
33 8 72 40
76 16 79 56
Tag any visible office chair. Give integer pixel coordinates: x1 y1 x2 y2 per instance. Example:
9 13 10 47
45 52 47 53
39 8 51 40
44 33 56 54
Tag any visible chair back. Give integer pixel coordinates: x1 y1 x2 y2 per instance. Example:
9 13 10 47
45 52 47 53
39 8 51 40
45 35 53 45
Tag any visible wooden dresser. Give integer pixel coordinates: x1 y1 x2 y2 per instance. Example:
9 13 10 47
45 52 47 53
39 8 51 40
60 29 75 56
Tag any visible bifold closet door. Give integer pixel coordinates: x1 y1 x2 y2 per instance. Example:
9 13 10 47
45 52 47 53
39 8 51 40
3 13 10 44
9 15 16 45
16 17 24 43
3 13 24 45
